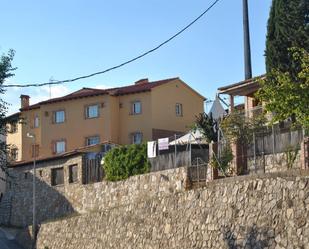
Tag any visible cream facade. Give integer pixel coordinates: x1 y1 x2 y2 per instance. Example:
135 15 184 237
6 78 205 162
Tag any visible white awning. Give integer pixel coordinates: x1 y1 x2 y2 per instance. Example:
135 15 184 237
169 129 208 145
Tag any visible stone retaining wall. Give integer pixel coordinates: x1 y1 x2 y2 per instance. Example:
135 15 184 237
7 163 186 226
36 171 309 249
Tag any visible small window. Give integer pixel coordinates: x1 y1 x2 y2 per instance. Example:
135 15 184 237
132 101 141 115
175 103 183 117
132 132 142 144
10 122 18 133
55 140 66 154
24 172 28 179
34 115 39 128
68 164 78 183
31 144 39 158
10 148 18 161
54 110 65 123
86 136 100 146
86 105 99 119
51 167 64 186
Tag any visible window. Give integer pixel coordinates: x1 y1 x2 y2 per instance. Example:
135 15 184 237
132 132 142 144
132 101 141 115
175 103 183 116
55 140 66 154
86 104 99 119
86 136 100 146
31 144 39 158
34 115 39 128
51 167 64 186
10 122 18 133
68 164 78 183
10 148 18 161
54 110 65 123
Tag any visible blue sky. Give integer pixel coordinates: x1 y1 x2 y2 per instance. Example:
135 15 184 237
1 0 272 114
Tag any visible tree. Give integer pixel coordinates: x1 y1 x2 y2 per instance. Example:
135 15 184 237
257 48 309 130
0 49 16 180
103 143 150 181
265 0 309 73
193 112 218 143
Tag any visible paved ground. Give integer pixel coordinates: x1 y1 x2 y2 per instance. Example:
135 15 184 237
0 228 25 249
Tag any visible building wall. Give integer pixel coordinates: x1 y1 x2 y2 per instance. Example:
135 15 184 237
7 80 205 161
6 121 23 161
35 171 309 249
151 79 204 134
118 91 153 144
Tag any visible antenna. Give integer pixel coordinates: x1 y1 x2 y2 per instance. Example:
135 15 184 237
49 77 55 99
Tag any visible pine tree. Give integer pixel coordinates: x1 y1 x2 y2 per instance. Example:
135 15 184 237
265 0 309 73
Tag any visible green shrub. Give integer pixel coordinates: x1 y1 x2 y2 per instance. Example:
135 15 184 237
103 143 150 181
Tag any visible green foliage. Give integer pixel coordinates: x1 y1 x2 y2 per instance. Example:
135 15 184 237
220 111 267 145
193 112 218 142
265 0 309 73
210 144 233 176
257 48 309 130
285 145 299 169
0 49 16 174
103 143 150 181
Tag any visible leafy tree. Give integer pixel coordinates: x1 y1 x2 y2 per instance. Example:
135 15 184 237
103 143 150 181
193 112 218 142
257 48 309 130
0 49 16 180
265 0 309 73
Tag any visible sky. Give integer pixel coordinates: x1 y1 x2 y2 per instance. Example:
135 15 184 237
1 0 272 115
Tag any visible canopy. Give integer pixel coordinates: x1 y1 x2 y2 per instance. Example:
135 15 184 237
169 129 208 145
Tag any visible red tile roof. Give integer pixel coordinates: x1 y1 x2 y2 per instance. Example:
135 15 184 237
21 77 179 111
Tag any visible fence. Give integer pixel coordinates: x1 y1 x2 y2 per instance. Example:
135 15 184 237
82 156 104 184
149 134 209 172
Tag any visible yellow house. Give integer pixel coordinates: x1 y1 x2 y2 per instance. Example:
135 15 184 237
6 77 205 162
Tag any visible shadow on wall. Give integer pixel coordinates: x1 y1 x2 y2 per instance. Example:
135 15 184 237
223 225 273 249
6 172 75 228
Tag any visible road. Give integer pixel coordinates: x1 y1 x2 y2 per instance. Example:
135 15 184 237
0 228 25 249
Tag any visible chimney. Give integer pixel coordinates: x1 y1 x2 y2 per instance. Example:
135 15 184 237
135 78 149 85
20 95 30 108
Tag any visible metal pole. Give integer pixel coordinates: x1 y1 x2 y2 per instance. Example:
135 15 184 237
243 0 252 80
272 125 275 169
174 134 177 168
253 131 256 172
32 139 36 249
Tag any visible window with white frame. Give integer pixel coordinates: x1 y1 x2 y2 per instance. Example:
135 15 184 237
132 132 142 144
54 110 65 123
132 101 141 115
86 136 100 146
55 140 66 154
175 103 183 116
86 104 99 118
34 115 39 128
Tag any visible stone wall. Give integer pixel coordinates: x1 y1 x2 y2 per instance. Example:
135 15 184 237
248 151 301 174
5 158 186 226
35 171 309 249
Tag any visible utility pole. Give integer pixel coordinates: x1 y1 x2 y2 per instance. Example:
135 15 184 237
243 0 252 80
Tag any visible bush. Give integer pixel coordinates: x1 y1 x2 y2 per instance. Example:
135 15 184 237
103 143 150 181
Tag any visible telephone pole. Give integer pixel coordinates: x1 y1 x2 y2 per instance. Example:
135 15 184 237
243 0 252 80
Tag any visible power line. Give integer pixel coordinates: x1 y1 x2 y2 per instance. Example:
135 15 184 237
3 0 221 88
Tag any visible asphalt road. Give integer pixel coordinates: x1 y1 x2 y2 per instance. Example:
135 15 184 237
0 229 25 249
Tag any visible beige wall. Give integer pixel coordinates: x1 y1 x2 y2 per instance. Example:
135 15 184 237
6 121 23 161
39 95 109 160
151 79 204 133
8 80 205 162
118 92 152 144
